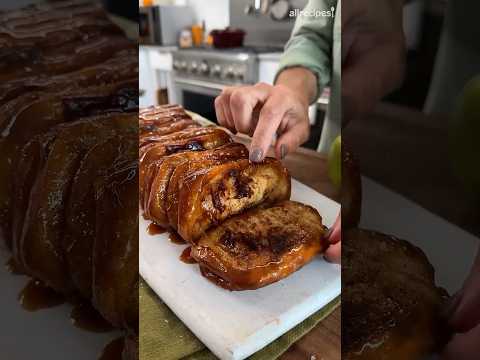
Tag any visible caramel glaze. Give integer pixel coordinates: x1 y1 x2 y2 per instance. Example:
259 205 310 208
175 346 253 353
18 279 66 311
98 337 125 360
6 257 26 275
180 246 197 264
70 301 114 333
199 266 234 291
17 277 114 333
147 222 166 235
169 231 186 245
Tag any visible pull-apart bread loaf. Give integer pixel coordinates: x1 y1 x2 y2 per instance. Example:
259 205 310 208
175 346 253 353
140 105 328 291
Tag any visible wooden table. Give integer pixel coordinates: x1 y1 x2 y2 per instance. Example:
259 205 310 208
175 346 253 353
280 147 341 360
236 136 342 360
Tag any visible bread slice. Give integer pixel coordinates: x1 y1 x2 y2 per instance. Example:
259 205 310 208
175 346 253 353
342 229 450 359
142 143 248 227
191 201 327 290
139 128 232 205
177 158 291 243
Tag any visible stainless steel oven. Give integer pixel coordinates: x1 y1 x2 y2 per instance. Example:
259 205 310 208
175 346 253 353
171 48 264 123
172 77 226 123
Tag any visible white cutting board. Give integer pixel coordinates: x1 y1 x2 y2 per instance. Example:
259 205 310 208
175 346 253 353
140 178 341 360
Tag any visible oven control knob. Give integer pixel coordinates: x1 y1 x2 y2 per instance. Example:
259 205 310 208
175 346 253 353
173 60 181 70
234 68 245 81
189 61 198 73
199 62 209 74
212 64 222 77
180 61 188 71
225 66 235 78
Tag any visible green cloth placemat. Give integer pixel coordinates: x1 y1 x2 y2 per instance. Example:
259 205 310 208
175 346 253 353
140 278 340 360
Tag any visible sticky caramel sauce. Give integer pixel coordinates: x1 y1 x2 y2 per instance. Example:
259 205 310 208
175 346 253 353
98 337 124 360
169 231 186 244
6 258 26 275
18 279 66 311
147 223 166 235
70 301 114 333
199 266 234 291
180 246 197 264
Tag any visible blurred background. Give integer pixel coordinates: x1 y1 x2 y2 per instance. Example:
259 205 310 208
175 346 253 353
345 0 480 238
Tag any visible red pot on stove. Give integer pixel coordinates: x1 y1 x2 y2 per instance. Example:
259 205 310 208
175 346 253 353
210 27 246 49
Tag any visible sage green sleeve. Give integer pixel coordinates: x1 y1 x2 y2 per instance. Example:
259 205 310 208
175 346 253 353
275 0 337 103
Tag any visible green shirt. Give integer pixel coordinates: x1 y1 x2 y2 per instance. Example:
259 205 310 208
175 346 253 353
275 0 341 153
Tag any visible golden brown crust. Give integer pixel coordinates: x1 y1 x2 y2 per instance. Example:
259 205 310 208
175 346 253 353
177 157 291 243
138 128 232 205
192 201 327 290
142 143 248 227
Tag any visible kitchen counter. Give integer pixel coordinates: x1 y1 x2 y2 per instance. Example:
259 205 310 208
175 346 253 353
139 44 178 52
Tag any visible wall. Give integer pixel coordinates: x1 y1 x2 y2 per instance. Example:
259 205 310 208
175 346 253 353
140 0 229 33
175 0 230 32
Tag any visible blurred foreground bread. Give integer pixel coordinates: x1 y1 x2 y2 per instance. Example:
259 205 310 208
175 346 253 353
342 229 450 359
0 1 139 358
342 145 362 229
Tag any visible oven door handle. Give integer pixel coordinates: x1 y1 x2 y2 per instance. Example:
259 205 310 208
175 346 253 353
174 77 228 91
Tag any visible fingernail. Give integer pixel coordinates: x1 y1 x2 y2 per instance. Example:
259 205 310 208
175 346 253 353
325 226 333 238
249 148 263 163
442 290 464 321
280 144 288 159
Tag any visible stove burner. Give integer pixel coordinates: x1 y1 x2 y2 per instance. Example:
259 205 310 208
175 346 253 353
172 45 283 86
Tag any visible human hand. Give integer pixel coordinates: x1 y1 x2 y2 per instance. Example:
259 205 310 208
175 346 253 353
342 0 406 123
214 67 315 162
324 214 341 264
442 248 480 359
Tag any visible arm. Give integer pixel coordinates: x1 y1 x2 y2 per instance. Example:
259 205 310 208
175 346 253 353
214 0 336 161
275 0 336 103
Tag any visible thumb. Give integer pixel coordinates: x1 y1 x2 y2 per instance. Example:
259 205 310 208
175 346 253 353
274 120 310 159
450 249 480 332
442 324 480 360
324 215 341 264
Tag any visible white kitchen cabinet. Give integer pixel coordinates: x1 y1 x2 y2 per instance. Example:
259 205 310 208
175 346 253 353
140 45 177 107
139 46 156 107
